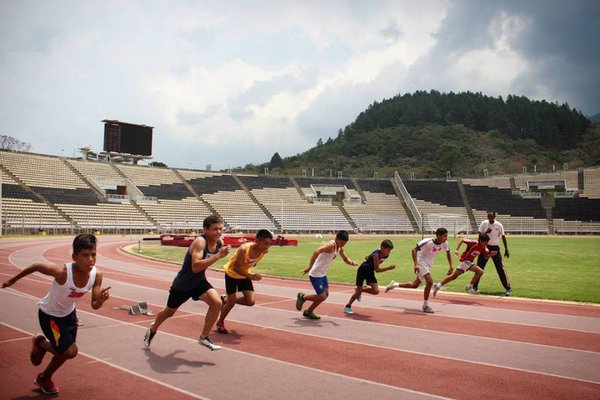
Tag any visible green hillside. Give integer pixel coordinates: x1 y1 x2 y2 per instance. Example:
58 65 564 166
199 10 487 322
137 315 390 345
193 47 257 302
233 91 599 178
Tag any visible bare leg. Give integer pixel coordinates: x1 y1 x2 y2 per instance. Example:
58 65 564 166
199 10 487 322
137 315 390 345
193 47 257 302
217 293 238 325
39 342 78 379
423 273 433 301
346 287 362 307
199 288 222 338
218 291 255 325
305 291 328 313
440 270 463 286
398 277 421 289
149 307 177 332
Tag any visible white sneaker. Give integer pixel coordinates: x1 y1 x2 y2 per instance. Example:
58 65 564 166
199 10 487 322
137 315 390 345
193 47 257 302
466 286 478 294
432 283 441 297
198 336 221 351
422 304 434 313
385 280 397 293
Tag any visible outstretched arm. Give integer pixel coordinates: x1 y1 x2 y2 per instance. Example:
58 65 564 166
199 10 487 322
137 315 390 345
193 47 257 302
339 248 359 266
454 238 464 256
302 242 335 274
2 263 63 288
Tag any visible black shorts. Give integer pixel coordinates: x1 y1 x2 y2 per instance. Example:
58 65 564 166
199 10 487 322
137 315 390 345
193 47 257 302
225 274 254 295
355 266 377 286
38 308 77 353
167 280 214 309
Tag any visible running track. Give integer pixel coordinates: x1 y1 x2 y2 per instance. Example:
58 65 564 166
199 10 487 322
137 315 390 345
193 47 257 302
0 236 599 400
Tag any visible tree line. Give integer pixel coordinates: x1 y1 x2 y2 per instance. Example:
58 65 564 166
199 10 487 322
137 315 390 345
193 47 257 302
234 90 598 179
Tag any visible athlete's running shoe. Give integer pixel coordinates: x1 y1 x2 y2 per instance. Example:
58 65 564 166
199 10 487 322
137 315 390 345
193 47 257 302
303 310 321 320
344 306 353 315
35 374 59 395
30 335 47 366
144 325 156 348
432 283 441 297
296 292 305 311
422 304 434 314
216 321 228 334
466 286 478 294
505 289 512 296
385 280 397 293
198 336 221 351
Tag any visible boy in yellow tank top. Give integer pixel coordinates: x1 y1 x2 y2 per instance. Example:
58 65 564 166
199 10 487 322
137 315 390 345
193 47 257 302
216 229 273 334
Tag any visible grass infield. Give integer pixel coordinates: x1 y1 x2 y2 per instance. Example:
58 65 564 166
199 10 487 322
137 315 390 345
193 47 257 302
129 234 600 304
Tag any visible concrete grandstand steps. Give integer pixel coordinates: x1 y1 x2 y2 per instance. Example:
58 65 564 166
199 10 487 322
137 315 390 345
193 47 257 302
289 176 306 198
232 174 281 232
173 169 220 218
0 164 76 228
62 158 105 200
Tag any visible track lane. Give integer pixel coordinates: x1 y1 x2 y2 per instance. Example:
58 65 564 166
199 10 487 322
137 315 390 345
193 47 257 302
1 236 599 400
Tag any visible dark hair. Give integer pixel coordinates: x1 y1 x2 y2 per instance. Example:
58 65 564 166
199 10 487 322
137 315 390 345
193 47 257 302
256 229 274 240
203 215 223 229
381 239 394 249
435 227 448 236
73 234 96 254
335 230 349 241
478 233 490 242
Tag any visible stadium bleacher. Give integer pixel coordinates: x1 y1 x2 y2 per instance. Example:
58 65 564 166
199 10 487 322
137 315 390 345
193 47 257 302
1 150 599 235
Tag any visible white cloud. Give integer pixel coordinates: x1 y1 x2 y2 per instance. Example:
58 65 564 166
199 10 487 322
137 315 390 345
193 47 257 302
0 0 598 170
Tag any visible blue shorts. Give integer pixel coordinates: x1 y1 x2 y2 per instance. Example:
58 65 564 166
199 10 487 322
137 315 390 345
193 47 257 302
38 308 77 354
309 275 328 295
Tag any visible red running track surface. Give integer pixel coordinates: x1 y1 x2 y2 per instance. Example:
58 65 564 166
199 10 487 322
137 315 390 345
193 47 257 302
0 236 599 400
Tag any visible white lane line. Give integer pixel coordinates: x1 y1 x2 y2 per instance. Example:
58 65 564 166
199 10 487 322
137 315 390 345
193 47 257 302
0 321 211 400
0 291 450 399
3 288 598 386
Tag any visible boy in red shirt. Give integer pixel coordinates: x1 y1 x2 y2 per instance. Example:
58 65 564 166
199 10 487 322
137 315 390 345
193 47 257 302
433 233 497 296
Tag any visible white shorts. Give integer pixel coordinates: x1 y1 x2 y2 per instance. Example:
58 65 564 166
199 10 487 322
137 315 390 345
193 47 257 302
416 263 431 280
458 260 474 272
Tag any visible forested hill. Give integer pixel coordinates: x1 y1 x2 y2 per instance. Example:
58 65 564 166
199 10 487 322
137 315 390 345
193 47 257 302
347 91 589 149
234 91 598 179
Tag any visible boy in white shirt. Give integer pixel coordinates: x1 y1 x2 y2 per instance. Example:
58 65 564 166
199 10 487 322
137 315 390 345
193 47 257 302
295 230 358 319
1 234 110 395
385 227 453 313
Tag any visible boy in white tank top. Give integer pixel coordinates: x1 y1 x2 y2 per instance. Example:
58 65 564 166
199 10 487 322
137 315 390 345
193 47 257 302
1 234 111 395
295 230 358 319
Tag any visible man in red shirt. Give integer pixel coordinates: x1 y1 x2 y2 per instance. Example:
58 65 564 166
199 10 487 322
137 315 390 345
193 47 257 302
432 233 497 296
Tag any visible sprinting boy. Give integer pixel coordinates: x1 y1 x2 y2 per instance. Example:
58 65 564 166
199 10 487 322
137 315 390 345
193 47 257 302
144 215 229 351
344 239 396 315
433 233 497 296
216 229 273 334
385 227 453 313
296 230 358 320
1 234 111 395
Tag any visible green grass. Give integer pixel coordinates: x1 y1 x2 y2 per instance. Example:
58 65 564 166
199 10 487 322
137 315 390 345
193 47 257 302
128 234 600 304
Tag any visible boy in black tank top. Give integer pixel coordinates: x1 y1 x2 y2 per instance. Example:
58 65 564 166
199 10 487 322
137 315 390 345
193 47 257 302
144 215 230 350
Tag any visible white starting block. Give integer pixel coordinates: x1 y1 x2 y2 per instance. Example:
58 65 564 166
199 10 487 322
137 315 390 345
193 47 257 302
113 301 154 316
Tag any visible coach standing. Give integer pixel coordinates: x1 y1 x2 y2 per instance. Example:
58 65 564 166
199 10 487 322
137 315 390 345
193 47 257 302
472 211 511 296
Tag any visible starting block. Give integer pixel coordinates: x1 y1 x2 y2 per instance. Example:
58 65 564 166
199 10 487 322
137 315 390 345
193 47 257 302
113 302 154 316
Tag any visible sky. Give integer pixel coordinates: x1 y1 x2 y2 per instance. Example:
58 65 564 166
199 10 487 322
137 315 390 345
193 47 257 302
1 0 599 171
